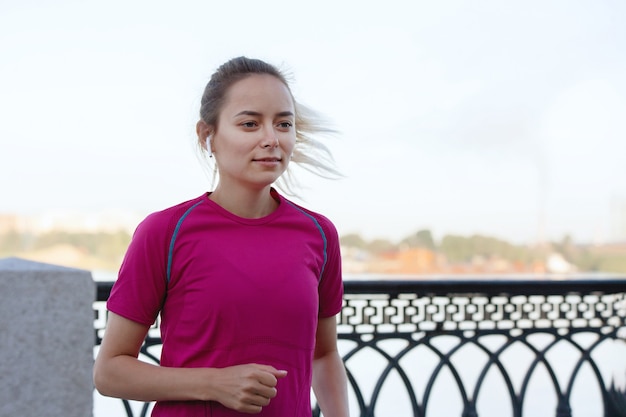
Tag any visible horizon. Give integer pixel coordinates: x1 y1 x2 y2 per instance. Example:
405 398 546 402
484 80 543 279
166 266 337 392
0 208 623 247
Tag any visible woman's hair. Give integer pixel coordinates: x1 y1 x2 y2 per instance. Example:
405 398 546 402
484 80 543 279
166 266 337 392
197 56 341 195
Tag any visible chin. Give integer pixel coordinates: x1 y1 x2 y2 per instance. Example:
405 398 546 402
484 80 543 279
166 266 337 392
247 176 282 188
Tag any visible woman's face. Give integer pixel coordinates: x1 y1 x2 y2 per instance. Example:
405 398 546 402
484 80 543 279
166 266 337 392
211 74 296 191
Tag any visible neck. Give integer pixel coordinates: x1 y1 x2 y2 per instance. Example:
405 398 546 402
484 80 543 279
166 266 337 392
209 184 278 218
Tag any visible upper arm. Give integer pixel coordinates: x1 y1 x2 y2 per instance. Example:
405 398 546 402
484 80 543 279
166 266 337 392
96 312 151 362
314 315 339 359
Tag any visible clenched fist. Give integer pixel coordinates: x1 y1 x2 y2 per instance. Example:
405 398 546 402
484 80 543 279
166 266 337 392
211 364 288 414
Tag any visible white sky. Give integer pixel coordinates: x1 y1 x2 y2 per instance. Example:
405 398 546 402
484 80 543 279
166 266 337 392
1 0 625 244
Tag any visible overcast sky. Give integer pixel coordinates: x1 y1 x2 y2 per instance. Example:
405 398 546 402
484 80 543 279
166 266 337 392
1 0 625 244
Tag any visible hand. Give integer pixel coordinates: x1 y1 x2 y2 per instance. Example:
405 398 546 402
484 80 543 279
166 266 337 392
212 364 288 414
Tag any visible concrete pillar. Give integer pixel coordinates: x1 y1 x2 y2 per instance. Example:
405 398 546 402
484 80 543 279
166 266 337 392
0 257 94 417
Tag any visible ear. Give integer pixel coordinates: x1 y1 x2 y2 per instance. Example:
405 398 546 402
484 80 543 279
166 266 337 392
196 120 213 151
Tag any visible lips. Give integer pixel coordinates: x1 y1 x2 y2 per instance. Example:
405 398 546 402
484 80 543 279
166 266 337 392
253 157 281 162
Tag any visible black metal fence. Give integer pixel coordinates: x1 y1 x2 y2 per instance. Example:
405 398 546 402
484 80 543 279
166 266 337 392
94 276 626 417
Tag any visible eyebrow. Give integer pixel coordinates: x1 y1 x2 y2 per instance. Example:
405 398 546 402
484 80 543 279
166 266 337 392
234 110 295 118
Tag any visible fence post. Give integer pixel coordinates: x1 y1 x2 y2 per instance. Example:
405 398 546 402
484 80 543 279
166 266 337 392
0 257 95 417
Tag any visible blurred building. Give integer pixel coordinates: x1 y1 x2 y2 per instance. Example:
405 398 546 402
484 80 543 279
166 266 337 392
0 210 144 234
611 196 626 243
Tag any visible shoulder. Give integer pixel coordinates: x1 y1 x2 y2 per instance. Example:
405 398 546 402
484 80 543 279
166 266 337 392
134 195 207 237
279 195 339 239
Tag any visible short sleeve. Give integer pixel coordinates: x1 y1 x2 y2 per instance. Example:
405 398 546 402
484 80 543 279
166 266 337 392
106 212 170 326
317 216 344 318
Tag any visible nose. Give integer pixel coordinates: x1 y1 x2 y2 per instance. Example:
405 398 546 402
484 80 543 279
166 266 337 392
260 126 279 148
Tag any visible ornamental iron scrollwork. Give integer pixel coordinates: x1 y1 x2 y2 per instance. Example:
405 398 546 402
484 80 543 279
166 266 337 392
94 278 626 417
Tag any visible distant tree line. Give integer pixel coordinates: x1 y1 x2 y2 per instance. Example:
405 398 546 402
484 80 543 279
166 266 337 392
340 229 542 263
1 228 624 273
340 229 626 273
0 230 132 268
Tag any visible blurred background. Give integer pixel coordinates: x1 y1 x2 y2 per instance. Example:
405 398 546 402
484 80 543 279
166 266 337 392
1 0 625 276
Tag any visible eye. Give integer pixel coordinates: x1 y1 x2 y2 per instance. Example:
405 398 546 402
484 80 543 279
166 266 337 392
277 121 293 129
241 121 258 128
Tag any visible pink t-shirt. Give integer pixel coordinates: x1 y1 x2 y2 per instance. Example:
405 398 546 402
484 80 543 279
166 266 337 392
107 190 344 417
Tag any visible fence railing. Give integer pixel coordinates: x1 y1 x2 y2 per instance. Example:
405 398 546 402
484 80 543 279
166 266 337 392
94 275 626 417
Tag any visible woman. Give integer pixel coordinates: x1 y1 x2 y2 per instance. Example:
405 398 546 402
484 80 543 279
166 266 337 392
93 56 350 417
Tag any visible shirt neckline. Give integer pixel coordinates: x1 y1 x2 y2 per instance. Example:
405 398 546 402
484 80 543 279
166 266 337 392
202 188 285 225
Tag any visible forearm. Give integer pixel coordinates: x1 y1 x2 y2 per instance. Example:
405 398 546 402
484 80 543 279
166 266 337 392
94 354 286 414
312 351 350 417
94 354 215 402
